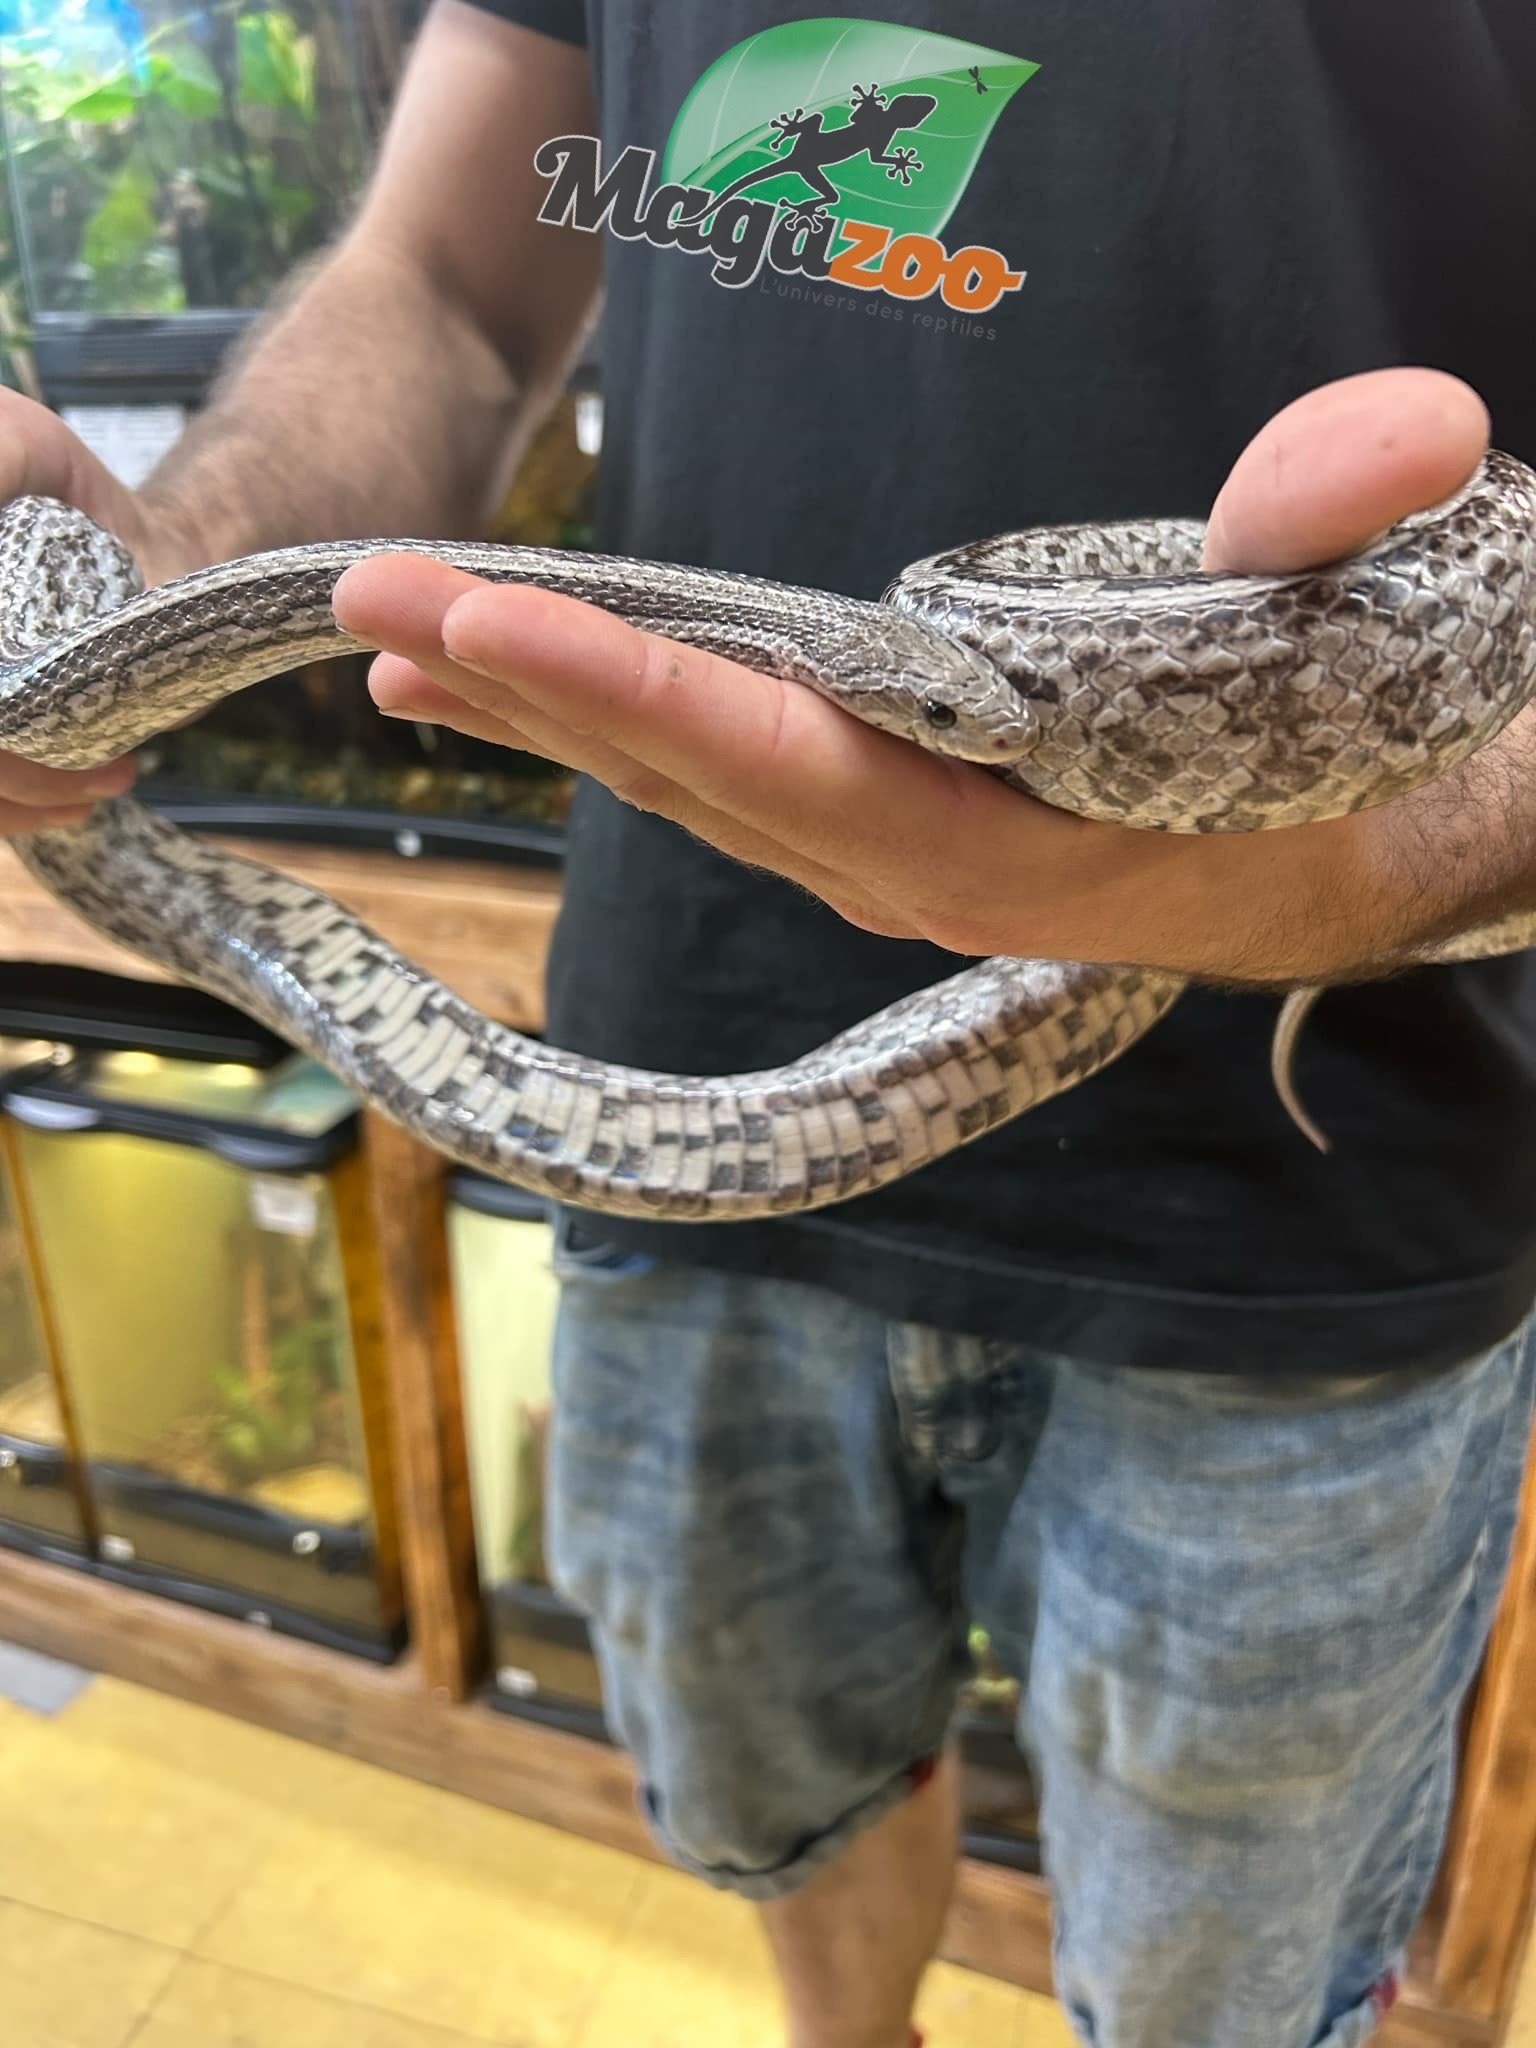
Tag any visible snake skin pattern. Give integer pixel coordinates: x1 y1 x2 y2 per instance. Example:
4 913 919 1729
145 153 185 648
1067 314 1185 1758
4 452 1535 1218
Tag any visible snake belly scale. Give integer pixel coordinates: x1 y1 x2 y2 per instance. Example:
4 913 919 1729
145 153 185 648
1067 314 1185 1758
3 451 1535 1219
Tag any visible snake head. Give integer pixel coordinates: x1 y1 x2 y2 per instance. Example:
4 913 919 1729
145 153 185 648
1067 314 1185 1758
828 610 1036 768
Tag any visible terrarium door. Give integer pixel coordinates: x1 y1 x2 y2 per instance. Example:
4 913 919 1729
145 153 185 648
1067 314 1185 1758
445 1174 598 1724
4 1047 404 1657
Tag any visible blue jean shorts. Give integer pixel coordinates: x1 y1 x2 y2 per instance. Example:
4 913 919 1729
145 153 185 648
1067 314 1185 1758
546 1220 1536 2048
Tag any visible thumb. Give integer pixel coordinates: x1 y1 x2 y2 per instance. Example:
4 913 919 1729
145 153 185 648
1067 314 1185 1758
0 388 186 586
1203 367 1490 576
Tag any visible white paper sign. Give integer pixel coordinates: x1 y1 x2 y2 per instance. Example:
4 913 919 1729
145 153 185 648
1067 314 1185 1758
61 404 186 489
249 1174 319 1238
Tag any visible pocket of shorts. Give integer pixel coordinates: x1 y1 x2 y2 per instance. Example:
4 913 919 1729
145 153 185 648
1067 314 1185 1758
550 1208 661 1284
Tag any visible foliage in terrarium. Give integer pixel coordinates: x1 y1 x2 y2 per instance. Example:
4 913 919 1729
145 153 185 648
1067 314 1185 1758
146 1204 363 1509
211 1311 335 1476
0 0 366 319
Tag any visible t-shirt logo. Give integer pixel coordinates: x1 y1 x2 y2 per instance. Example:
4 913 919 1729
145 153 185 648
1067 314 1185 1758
535 18 1037 314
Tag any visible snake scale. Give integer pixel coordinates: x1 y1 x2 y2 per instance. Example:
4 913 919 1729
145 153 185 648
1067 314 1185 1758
3 450 1535 1218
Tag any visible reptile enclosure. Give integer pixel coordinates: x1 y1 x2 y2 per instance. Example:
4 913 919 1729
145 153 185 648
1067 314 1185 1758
0 837 1532 2043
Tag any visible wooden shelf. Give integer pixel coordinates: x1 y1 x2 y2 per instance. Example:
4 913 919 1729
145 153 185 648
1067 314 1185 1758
0 833 1530 2046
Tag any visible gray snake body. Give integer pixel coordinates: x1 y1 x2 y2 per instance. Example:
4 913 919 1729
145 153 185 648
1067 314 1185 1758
4 452 1535 1217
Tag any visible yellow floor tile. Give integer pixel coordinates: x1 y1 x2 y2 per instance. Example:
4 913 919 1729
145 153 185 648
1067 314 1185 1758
915 1961 1041 2048
0 1898 181 2048
1011 1987 1080 2048
0 1670 1083 2048
1507 1929 1536 2048
572 1862 1067 2048
0 1687 281 1945
195 1786 645 2044
61 1676 387 1817
573 1864 781 2048
134 1957 485 2048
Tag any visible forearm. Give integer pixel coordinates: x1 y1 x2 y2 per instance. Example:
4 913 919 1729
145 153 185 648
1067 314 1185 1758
138 234 546 581
1164 703 1536 992
1365 704 1536 965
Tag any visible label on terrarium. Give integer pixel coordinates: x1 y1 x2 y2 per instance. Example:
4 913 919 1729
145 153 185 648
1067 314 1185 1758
61 406 187 490
575 392 604 457
249 1174 318 1237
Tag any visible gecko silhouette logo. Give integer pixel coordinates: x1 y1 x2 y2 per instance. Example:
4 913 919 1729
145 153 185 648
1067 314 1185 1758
534 20 1038 313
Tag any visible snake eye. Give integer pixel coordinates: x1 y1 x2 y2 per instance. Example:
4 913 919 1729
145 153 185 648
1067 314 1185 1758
922 699 958 729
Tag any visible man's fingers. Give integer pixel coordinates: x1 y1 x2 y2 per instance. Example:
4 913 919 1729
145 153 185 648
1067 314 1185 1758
335 551 489 657
370 654 922 935
369 655 549 753
371 639 682 804
0 801 95 833
0 752 136 808
1204 367 1490 574
0 389 162 572
436 580 1012 900
0 388 100 510
343 553 964 925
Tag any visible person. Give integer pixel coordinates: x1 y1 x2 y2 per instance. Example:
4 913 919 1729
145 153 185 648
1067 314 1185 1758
4 5 1534 2043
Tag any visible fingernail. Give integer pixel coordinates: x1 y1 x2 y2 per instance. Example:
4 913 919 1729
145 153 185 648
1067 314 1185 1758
439 612 502 682
442 641 500 683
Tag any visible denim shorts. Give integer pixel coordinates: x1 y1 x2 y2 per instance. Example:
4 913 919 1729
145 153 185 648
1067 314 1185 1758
546 1219 1536 2048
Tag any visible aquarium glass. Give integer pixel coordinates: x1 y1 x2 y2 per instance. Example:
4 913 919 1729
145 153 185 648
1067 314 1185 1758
445 1189 593 1703
136 394 590 849
0 0 367 319
9 1048 397 1640
0 2 581 848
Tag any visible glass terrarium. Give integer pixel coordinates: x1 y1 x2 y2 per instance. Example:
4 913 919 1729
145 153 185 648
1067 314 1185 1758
956 1625 1040 1871
133 381 591 861
0 0 371 401
3 1040 404 1658
0 0 576 857
0 1033 93 1557
445 1170 604 1732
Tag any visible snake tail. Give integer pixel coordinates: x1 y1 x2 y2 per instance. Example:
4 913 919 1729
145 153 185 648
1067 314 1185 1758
1271 988 1330 1153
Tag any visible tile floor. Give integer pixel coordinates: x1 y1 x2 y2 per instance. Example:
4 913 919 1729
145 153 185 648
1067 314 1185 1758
0 1645 1076 2048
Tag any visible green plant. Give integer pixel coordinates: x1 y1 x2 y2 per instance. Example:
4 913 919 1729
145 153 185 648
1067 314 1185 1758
211 1309 335 1478
0 0 365 319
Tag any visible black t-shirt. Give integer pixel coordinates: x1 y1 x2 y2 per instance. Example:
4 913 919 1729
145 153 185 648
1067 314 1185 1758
464 0 1536 1374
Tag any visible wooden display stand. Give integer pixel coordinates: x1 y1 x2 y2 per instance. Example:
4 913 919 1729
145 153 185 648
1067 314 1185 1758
0 836 1531 2045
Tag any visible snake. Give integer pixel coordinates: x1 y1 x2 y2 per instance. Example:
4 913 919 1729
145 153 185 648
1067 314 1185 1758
3 449 1535 1219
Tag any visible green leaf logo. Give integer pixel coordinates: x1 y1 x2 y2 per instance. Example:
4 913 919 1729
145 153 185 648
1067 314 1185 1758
661 18 1038 243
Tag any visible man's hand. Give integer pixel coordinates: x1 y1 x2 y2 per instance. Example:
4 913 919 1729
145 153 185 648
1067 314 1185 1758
335 367 1517 984
0 391 200 835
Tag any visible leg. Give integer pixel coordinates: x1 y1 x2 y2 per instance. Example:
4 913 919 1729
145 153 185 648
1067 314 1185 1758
543 1221 973 2046
762 1752 959 2048
977 1326 1536 2048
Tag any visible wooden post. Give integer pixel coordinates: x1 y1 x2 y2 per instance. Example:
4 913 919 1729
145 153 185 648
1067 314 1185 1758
330 1146 405 1629
1428 1421 1536 2018
0 1118 99 1549
363 1111 485 1700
